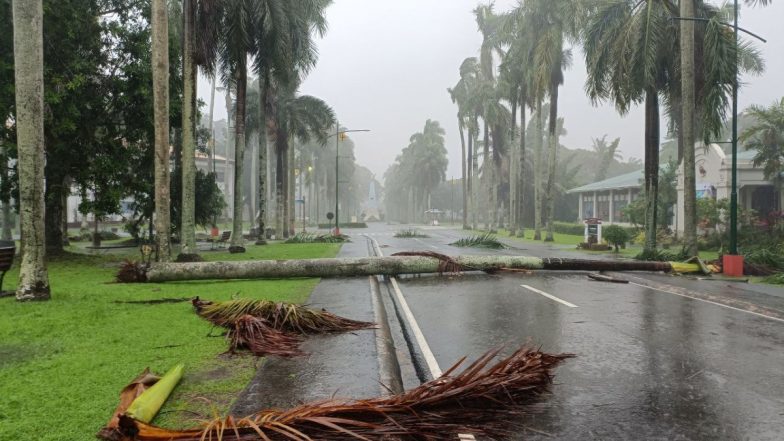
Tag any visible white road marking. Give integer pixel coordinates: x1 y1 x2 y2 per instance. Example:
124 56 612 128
368 236 443 378
629 282 784 324
520 284 578 308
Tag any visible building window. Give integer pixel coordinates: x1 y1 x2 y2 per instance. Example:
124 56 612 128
582 195 594 218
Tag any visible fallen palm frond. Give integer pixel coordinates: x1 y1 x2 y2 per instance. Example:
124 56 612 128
109 345 574 440
125 364 184 423
192 297 376 333
392 251 465 274
394 228 429 238
227 315 304 357
97 369 160 440
285 233 349 244
449 232 506 249
116 260 148 283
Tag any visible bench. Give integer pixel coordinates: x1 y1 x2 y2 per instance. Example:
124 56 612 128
0 240 15 296
212 231 231 249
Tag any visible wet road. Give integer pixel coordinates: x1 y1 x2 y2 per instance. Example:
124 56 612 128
369 223 784 440
234 223 784 440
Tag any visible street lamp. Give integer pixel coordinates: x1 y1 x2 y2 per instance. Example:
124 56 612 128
330 121 370 235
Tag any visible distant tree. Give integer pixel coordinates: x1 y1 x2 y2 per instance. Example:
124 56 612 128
591 136 622 182
604 225 630 252
740 98 784 211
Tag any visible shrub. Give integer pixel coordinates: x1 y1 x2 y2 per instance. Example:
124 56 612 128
394 229 429 238
603 225 630 252
285 233 349 244
635 248 689 262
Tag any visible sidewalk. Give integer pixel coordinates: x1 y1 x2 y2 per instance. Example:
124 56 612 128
230 237 381 415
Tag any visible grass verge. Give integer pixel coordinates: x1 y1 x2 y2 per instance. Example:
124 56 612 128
0 242 340 440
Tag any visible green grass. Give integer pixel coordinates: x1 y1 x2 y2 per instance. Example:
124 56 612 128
0 243 340 440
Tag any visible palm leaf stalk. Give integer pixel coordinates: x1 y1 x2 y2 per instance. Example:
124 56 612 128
227 314 304 357
107 345 574 440
192 298 376 333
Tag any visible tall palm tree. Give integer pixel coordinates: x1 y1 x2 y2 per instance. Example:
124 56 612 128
179 0 198 259
151 0 172 260
12 0 50 300
447 79 469 229
740 98 784 210
592 135 622 182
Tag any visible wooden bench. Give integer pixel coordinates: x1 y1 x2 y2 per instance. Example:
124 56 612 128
212 231 231 249
0 240 15 296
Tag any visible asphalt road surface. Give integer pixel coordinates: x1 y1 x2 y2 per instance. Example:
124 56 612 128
235 223 784 440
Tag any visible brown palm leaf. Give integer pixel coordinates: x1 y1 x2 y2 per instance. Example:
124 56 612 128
228 315 304 358
192 298 376 334
112 345 574 440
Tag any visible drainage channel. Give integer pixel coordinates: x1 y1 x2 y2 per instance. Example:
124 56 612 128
364 234 477 441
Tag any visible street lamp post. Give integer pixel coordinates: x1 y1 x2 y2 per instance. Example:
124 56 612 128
332 121 370 235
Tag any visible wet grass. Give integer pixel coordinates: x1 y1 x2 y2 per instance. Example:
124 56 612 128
0 242 340 440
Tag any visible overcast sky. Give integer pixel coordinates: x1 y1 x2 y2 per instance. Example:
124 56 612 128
198 0 784 181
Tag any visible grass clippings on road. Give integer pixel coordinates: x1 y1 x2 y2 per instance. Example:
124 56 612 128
0 242 340 441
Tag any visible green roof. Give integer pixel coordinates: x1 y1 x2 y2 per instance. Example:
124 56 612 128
566 169 643 194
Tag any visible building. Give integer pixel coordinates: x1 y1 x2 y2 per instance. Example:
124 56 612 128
566 143 783 231
566 169 643 225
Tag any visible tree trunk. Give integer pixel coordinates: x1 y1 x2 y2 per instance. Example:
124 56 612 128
208 76 216 177
275 128 286 238
533 100 543 240
44 173 65 253
509 94 518 236
544 82 560 242
61 178 70 246
13 0 50 300
179 0 198 258
229 66 247 253
644 88 661 253
152 0 171 261
224 87 233 220
458 119 468 229
483 121 491 230
472 128 480 229
466 127 474 230
255 78 268 245
517 87 527 236
287 141 295 236
1 144 14 240
146 255 698 283
681 0 698 256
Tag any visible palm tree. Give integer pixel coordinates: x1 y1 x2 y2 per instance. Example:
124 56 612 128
151 0 172 260
179 0 198 259
740 98 784 210
12 0 50 300
447 78 470 229
592 136 622 182
585 0 763 253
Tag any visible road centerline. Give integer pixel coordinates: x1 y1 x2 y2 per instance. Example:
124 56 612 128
520 284 579 308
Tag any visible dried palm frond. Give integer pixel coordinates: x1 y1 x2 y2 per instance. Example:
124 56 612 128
228 315 304 358
192 297 376 333
449 232 506 249
111 345 573 440
97 369 160 440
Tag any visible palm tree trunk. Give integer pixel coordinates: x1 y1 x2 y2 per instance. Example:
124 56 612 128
255 78 268 245
483 121 491 230
287 142 295 236
224 88 233 220
517 87 527 236
533 100 543 240
681 0 698 256
458 119 468 229
544 83 560 242
13 0 50 300
152 0 171 261
229 66 247 253
644 88 660 253
0 145 12 240
509 95 518 236
472 129 480 230
466 128 474 230
275 130 286 238
179 0 198 258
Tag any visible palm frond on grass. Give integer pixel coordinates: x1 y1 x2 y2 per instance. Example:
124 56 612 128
449 232 506 249
394 228 430 238
192 298 376 333
227 315 304 357
109 345 574 440
116 260 148 283
285 233 350 244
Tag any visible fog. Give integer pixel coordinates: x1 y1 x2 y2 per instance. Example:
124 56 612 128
198 0 784 180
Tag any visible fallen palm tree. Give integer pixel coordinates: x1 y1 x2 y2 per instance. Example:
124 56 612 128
193 297 376 333
140 254 709 283
101 345 573 440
